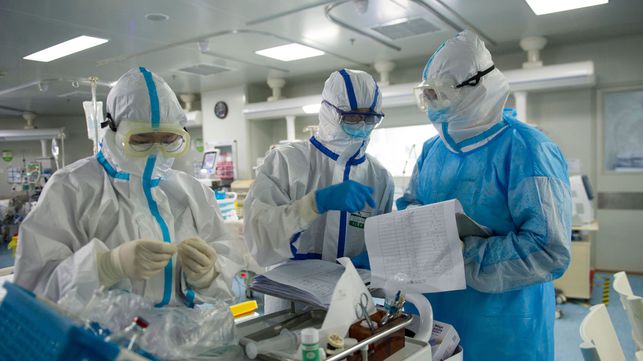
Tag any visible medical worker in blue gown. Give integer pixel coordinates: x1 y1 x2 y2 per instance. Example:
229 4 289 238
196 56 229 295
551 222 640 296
244 69 394 268
398 30 572 361
15 68 242 306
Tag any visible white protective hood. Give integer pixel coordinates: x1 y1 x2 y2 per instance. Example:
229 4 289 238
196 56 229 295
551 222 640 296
423 30 510 153
102 67 187 178
317 69 382 155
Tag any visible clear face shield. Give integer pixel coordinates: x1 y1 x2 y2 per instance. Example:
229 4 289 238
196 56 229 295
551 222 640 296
116 122 191 158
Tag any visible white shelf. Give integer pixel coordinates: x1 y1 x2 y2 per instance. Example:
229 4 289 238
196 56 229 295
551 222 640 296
242 61 596 120
0 128 65 141
572 221 599 232
613 167 643 173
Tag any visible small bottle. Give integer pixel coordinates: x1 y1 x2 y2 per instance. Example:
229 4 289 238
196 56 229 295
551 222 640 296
325 333 345 356
301 328 321 361
107 316 149 351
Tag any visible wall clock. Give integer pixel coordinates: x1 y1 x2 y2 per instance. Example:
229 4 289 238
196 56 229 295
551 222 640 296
214 101 228 119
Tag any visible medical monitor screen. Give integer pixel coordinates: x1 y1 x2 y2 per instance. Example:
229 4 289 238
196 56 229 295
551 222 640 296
201 151 218 172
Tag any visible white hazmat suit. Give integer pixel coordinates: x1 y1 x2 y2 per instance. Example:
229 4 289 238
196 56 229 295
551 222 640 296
244 69 395 267
14 67 242 306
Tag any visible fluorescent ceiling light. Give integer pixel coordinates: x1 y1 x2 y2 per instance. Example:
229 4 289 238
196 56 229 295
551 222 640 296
525 0 608 15
302 103 322 114
24 35 109 62
255 43 324 62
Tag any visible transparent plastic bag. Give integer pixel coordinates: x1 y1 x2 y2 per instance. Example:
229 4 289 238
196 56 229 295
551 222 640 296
59 288 237 360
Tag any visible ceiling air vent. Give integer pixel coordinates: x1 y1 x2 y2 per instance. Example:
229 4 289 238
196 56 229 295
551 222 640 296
178 64 231 76
371 17 440 40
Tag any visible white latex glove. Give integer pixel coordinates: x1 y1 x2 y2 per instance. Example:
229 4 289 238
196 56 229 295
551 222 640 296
97 240 176 287
178 238 218 289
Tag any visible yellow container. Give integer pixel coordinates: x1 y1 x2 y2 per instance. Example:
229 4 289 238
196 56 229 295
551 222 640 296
230 300 258 318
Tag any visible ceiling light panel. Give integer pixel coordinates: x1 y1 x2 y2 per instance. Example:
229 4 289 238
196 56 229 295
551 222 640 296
525 0 608 15
23 35 109 62
255 43 324 62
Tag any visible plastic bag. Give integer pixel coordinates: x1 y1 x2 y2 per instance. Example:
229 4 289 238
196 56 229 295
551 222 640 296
59 288 237 360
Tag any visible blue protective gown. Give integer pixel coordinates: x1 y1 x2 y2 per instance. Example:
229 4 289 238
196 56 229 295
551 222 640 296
397 110 572 361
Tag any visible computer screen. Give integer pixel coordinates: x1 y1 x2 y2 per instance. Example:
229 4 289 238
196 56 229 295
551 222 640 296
201 150 219 172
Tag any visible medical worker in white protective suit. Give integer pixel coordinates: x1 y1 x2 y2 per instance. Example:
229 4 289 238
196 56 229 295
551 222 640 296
14 67 242 307
399 31 572 361
244 69 394 269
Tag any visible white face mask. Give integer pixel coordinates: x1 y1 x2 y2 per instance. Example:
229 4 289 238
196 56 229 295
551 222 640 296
151 153 174 177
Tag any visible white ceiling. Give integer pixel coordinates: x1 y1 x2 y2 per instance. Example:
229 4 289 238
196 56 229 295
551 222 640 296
1 0 643 116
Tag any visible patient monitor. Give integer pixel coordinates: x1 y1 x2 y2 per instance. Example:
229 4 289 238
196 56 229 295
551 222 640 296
201 150 219 175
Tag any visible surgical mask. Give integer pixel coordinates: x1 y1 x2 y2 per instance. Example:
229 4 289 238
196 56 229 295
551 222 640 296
147 152 174 176
341 122 375 138
428 107 451 123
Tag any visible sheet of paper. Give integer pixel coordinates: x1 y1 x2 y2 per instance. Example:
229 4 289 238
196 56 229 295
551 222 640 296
321 257 375 338
365 199 467 293
251 260 371 308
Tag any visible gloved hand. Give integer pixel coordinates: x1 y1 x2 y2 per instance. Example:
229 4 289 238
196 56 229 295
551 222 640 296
97 240 176 287
350 251 371 270
178 238 218 289
315 180 376 213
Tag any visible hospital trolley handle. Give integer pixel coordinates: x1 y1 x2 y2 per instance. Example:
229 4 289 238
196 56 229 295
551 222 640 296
325 313 414 361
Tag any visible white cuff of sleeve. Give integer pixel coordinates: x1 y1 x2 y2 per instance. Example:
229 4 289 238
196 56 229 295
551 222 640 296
296 192 321 229
96 250 124 288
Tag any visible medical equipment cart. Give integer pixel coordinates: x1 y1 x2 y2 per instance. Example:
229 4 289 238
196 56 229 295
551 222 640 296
235 308 432 361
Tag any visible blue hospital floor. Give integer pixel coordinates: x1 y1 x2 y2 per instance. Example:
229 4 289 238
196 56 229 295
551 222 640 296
555 272 643 361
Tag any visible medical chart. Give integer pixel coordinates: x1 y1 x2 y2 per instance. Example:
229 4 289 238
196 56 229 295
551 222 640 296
365 199 490 293
249 259 371 308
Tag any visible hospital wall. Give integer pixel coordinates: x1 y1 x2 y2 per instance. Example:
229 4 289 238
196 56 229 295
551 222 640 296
520 33 643 273
229 33 643 273
201 85 255 179
0 116 93 198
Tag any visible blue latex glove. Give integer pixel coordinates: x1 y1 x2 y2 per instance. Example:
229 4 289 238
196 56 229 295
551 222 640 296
315 180 376 213
350 251 371 270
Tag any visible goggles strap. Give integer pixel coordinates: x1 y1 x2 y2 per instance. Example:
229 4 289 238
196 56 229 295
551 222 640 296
101 113 118 132
455 65 495 88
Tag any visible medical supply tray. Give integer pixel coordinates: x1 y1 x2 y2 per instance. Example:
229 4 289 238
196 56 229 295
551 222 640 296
239 308 414 361
0 282 121 361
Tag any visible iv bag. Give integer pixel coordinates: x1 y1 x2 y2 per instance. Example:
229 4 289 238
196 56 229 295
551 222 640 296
83 100 103 154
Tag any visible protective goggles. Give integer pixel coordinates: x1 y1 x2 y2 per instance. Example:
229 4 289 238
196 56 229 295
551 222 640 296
323 100 384 126
414 65 496 111
413 80 460 112
117 122 191 158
